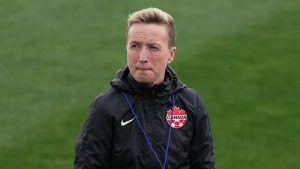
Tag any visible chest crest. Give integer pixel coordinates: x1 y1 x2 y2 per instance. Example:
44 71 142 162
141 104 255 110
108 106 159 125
166 106 187 129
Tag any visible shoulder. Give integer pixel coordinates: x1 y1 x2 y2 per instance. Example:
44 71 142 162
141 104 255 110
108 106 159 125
92 87 121 104
177 87 207 114
89 87 123 116
177 87 204 103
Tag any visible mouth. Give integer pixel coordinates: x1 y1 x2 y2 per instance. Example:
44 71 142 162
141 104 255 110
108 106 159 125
137 67 152 71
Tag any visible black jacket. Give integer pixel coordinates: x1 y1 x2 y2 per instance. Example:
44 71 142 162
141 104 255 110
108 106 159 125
75 66 215 169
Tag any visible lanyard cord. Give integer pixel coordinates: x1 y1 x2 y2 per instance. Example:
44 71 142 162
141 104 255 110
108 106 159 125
121 91 175 169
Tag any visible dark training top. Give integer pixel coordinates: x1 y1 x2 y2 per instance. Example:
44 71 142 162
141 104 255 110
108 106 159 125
75 66 215 169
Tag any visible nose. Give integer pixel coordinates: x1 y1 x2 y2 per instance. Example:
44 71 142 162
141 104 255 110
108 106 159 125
138 47 148 63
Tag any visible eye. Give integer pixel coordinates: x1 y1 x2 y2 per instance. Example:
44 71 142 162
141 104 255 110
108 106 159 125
131 44 137 48
150 45 159 51
130 43 141 49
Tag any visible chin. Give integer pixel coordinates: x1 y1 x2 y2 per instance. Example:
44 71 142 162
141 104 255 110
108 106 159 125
133 73 154 83
135 78 153 84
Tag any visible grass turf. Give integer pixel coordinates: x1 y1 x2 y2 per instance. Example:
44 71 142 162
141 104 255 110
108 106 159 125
0 0 299 168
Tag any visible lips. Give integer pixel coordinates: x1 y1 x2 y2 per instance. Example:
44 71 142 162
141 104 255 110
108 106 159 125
137 67 152 71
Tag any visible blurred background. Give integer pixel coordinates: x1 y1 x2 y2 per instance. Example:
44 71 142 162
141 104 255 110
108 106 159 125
1 0 299 168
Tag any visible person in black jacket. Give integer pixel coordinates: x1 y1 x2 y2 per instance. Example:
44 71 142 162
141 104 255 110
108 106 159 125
75 7 215 169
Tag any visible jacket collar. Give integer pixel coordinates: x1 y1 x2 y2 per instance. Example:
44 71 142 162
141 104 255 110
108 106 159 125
111 65 185 97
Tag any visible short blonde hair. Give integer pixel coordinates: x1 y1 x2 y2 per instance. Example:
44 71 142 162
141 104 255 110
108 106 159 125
127 7 176 47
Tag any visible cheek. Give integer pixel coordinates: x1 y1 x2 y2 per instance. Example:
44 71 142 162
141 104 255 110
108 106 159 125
127 51 136 62
154 53 169 65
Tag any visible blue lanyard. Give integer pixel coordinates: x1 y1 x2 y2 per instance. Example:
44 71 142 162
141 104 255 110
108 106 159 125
121 91 175 169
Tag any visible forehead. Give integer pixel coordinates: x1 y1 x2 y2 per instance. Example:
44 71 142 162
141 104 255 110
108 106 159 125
127 23 169 44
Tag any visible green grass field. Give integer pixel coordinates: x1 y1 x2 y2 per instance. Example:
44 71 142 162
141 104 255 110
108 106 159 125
1 0 299 168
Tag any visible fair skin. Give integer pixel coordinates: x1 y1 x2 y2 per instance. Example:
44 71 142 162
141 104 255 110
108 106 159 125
126 23 176 85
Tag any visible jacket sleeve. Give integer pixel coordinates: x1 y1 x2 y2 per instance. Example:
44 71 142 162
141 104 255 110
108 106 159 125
74 96 113 169
190 94 215 169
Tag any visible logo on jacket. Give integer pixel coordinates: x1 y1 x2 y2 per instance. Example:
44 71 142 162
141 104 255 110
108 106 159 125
166 106 187 129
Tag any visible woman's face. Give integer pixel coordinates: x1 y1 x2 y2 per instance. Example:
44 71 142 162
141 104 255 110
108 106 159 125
126 23 176 85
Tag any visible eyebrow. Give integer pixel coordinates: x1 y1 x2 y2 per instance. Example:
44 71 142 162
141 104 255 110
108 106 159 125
128 40 161 47
148 42 159 45
148 42 161 48
129 41 141 44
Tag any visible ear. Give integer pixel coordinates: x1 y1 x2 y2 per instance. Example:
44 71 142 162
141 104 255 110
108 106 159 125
168 47 176 63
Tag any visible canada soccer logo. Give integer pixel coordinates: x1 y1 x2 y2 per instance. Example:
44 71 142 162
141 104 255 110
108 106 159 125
166 106 187 129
